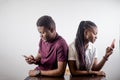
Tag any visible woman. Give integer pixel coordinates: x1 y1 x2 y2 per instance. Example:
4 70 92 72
68 21 115 76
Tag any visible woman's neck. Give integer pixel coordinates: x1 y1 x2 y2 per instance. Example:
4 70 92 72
84 41 89 50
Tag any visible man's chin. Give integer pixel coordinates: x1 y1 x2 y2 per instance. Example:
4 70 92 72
42 39 47 42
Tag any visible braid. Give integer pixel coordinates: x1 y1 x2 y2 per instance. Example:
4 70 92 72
75 21 86 70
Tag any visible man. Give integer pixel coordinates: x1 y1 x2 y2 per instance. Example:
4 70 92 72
24 15 68 77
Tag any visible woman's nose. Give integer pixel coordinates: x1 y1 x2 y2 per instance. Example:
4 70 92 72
95 35 97 39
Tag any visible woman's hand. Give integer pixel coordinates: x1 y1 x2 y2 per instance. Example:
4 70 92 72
105 47 113 58
105 39 115 58
89 71 106 76
95 71 106 76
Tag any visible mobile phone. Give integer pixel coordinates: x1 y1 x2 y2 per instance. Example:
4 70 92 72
22 55 28 58
110 39 115 49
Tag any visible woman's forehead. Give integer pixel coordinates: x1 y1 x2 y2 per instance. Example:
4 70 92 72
87 27 98 32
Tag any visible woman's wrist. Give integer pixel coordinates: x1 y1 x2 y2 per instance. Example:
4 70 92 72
88 71 97 76
103 56 108 61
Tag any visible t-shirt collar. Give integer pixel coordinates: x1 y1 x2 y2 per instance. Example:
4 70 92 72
87 42 92 50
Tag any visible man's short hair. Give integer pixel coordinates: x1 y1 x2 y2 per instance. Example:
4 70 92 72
36 15 56 29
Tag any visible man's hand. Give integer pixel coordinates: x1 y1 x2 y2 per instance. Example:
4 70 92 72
29 70 40 77
23 55 36 64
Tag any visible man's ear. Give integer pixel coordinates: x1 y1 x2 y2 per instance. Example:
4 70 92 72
50 28 55 33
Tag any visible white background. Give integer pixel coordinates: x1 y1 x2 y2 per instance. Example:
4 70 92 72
0 0 120 80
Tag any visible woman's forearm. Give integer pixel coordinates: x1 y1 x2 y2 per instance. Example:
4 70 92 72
93 56 108 71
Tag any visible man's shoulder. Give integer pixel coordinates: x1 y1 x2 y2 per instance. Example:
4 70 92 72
55 35 68 48
56 35 67 43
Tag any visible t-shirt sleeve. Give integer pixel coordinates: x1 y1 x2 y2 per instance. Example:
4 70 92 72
68 45 76 60
57 43 68 62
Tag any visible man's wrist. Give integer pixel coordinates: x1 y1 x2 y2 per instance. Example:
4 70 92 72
35 70 41 76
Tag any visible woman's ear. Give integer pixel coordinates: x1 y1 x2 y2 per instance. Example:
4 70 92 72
84 29 88 36
84 29 89 39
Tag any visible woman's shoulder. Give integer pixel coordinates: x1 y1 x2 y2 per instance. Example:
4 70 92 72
69 41 75 47
69 41 76 51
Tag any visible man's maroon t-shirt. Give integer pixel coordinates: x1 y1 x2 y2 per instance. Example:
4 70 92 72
35 34 68 70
